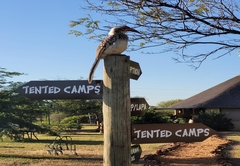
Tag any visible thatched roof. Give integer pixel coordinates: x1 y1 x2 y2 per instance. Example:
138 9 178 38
169 75 240 109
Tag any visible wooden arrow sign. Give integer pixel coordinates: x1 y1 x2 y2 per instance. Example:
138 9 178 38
131 144 142 162
130 60 142 80
15 80 103 100
131 98 149 116
131 123 216 144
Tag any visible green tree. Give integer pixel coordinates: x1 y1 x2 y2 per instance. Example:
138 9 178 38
70 0 240 68
0 67 22 88
156 99 186 123
48 99 102 131
157 99 182 108
52 99 102 121
0 68 45 140
131 109 171 124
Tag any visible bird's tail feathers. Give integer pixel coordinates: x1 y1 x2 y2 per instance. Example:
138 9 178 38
88 59 100 84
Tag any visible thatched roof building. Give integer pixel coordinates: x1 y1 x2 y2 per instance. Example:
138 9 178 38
169 75 240 109
168 75 240 130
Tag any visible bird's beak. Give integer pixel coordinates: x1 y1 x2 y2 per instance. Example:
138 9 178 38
127 28 140 34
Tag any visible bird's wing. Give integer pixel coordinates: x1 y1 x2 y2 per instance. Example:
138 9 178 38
96 35 118 59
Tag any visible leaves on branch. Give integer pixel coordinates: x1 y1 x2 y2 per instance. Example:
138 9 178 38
69 0 240 68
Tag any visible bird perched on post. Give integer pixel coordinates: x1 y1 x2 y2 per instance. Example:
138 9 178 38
88 25 140 84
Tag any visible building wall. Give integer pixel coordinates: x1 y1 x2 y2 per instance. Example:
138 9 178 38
231 121 240 131
221 109 240 121
174 109 204 118
221 108 240 131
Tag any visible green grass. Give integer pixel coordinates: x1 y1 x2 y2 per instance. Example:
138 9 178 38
0 126 162 166
1 128 239 166
81 124 99 130
0 131 105 166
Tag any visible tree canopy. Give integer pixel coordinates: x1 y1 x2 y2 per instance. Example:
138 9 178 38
157 99 182 108
0 68 44 140
69 0 240 68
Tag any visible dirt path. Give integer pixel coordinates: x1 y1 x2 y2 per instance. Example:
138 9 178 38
143 135 232 166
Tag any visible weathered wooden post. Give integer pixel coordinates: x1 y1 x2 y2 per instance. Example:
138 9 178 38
103 54 131 166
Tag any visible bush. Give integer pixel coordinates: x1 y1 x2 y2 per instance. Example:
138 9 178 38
195 111 234 131
59 115 87 130
131 110 171 124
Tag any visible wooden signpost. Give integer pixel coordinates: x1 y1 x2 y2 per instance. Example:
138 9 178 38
131 98 149 116
131 144 142 162
15 80 103 99
102 55 131 166
15 54 218 165
15 56 140 166
130 60 142 80
131 123 216 144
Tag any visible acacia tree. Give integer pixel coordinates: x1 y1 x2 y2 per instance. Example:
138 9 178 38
69 0 240 68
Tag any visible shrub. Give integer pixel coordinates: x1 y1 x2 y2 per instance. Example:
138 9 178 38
195 111 234 131
59 115 87 130
131 110 171 124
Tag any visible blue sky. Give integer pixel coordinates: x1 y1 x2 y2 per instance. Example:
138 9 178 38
1 1 240 106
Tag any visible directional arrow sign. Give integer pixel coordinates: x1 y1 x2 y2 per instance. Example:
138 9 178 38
131 123 216 144
130 60 142 80
131 98 149 116
15 80 103 100
131 144 142 162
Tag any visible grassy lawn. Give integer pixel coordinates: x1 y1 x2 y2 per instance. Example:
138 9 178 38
1 125 239 166
0 125 163 166
0 133 104 166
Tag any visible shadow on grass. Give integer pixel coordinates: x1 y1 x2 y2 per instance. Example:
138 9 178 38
223 140 240 165
227 157 240 166
0 153 103 161
0 145 25 148
217 132 240 166
22 139 103 145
